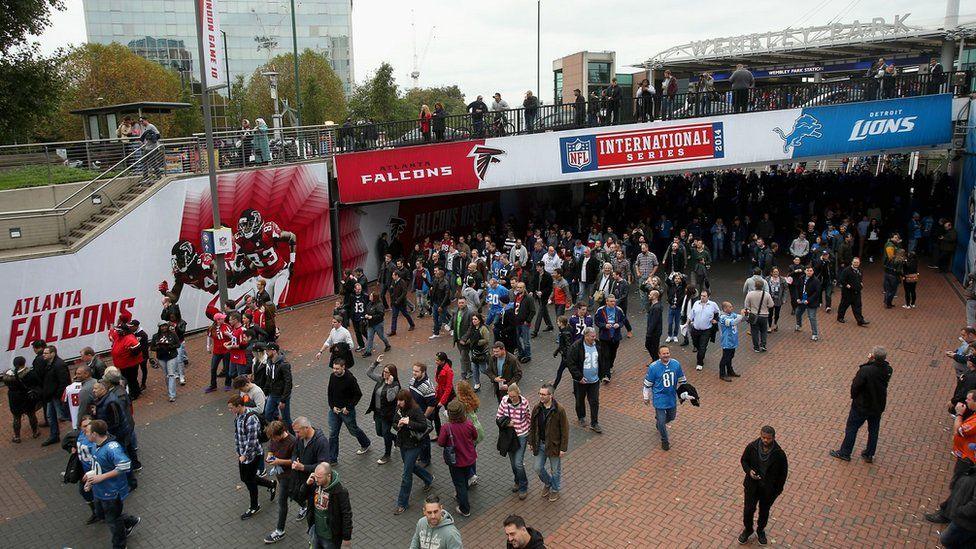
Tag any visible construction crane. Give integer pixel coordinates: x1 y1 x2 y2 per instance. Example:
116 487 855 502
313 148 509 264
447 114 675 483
410 11 436 89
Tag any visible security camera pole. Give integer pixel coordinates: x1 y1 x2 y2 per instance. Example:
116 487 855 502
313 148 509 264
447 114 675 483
195 0 230 306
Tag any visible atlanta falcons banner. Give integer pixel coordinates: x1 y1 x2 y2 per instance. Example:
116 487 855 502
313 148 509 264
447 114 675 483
334 94 953 204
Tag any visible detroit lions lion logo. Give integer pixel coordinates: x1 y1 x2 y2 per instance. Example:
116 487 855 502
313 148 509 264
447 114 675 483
773 114 823 153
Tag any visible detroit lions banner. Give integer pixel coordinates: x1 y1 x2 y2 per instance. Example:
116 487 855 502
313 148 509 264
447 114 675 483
334 94 954 204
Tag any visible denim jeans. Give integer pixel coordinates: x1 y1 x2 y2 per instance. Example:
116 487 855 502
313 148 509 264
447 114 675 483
45 399 60 440
365 323 390 353
509 434 529 493
391 305 414 333
397 446 433 508
373 415 394 457
265 395 292 427
838 406 881 458
210 353 231 388
327 408 372 462
159 357 178 399
95 496 138 549
655 407 677 444
667 307 681 337
534 441 562 492
795 306 818 336
449 463 472 514
517 325 531 359
940 522 976 548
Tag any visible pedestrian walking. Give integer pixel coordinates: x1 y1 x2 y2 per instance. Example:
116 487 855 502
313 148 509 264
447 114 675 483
566 327 602 432
84 419 141 549
496 383 531 499
306 462 353 548
409 495 464 549
504 514 547 548
829 346 892 463
437 400 478 517
262 420 295 544
326 359 372 464
527 383 569 502
594 294 632 382
738 425 789 546
393 389 434 516
228 395 277 520
718 302 747 381
365 356 400 465
642 346 686 451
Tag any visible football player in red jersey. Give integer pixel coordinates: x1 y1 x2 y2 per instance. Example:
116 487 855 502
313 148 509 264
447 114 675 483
235 209 297 307
159 240 252 303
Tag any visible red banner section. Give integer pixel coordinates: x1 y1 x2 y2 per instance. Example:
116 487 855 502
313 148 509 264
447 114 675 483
334 140 485 204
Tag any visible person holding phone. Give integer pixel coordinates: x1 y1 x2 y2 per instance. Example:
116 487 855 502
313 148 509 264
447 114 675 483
738 426 789 546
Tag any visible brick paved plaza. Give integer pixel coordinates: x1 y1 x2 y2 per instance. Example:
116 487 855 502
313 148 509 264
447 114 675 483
0 263 967 548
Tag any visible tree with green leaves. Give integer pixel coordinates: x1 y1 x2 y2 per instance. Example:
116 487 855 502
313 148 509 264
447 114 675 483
0 0 65 143
244 49 346 126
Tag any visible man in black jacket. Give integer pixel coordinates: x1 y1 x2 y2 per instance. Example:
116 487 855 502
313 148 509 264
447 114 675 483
428 267 452 340
738 425 788 546
307 462 353 547
40 345 70 445
529 262 554 337
794 266 822 341
263 343 293 429
291 417 331 522
837 257 868 325
829 346 893 463
326 359 371 464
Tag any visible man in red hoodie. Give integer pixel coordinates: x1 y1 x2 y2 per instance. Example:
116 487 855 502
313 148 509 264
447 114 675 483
433 352 455 436
109 314 143 399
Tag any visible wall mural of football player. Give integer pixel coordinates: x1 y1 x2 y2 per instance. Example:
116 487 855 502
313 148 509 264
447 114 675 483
234 208 297 307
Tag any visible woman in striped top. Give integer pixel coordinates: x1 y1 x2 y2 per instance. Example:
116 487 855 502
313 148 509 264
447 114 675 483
496 383 531 499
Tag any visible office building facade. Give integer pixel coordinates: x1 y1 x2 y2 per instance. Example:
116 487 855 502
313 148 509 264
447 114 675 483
82 0 354 94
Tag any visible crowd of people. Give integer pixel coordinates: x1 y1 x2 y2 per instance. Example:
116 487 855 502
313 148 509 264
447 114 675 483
4 160 973 546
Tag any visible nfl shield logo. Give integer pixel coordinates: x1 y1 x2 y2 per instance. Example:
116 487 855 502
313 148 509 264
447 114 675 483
565 138 592 170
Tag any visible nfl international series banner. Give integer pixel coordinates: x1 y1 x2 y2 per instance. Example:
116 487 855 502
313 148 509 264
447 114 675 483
0 164 384 364
334 94 953 204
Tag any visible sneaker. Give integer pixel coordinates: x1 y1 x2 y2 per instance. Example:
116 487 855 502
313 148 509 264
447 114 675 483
468 474 479 487
179 375 186 385
696 364 703 371
829 450 850 462
296 506 308 521
455 505 471 517
377 455 390 465
738 530 753 544
356 446 370 455
268 480 277 501
548 491 560 502
590 423 603 433
924 512 950 524
757 530 768 545
241 507 261 520
125 516 141 537
264 530 286 544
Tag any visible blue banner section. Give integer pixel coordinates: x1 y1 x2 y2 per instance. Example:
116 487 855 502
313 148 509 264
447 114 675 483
786 94 953 158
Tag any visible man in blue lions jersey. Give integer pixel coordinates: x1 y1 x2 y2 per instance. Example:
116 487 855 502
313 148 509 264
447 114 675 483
85 419 140 549
643 346 687 451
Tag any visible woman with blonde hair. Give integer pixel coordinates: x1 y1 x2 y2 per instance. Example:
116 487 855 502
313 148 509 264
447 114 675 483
419 105 432 143
455 380 484 485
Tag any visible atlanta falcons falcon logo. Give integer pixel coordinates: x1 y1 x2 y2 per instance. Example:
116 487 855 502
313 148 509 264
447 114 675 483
467 145 505 181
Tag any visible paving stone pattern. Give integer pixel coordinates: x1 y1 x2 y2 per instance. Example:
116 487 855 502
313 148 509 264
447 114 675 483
0 263 966 547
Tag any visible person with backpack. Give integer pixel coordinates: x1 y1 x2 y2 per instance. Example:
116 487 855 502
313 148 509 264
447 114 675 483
228 395 277 520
